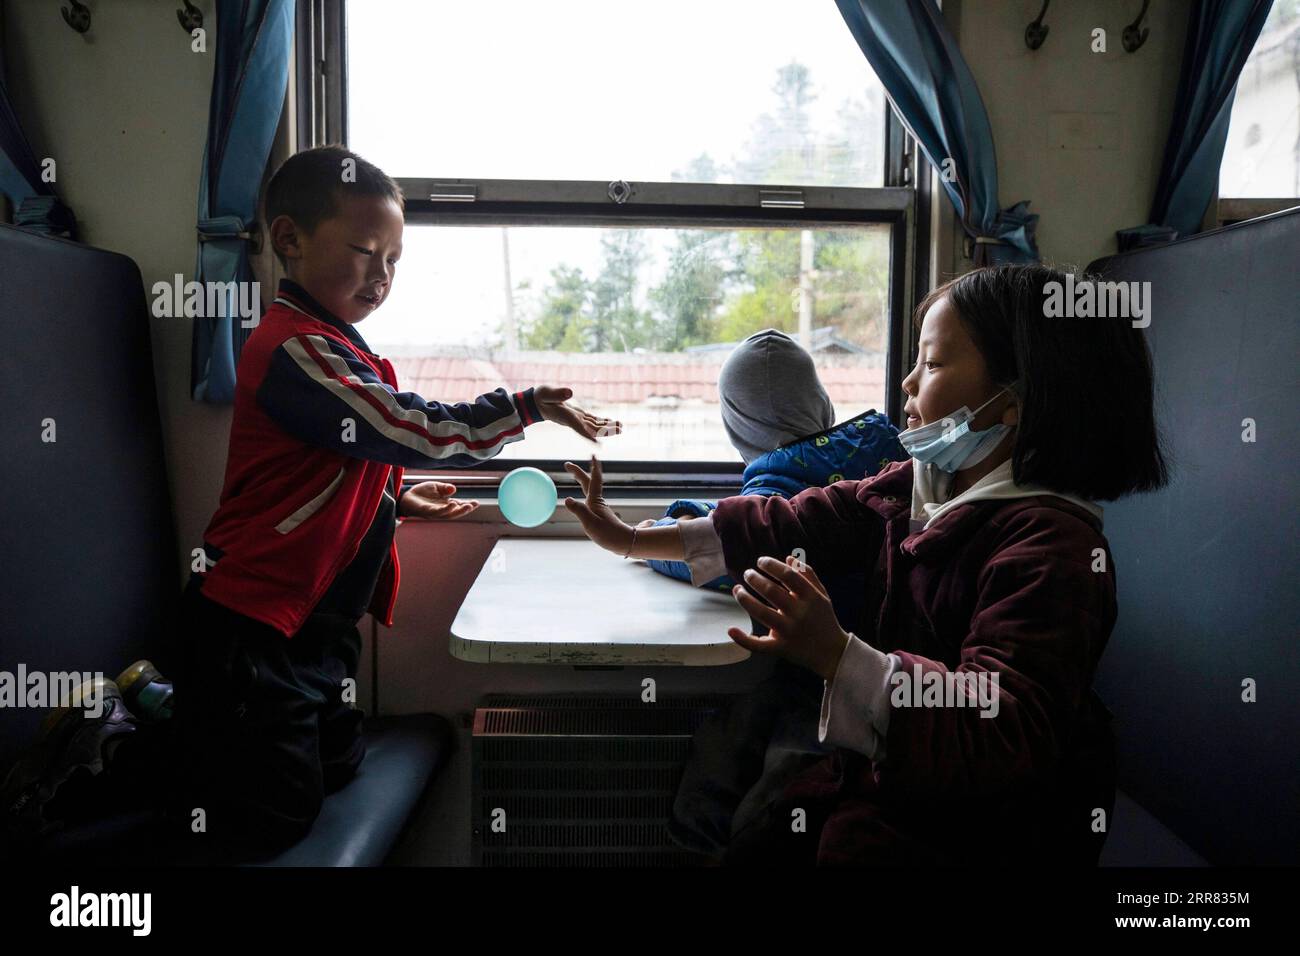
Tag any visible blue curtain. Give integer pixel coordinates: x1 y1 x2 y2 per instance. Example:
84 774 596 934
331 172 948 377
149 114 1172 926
0 75 76 239
835 0 1038 265
191 0 294 403
1117 0 1274 252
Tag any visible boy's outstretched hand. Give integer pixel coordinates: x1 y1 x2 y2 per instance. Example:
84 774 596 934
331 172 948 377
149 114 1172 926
536 386 621 441
729 555 851 682
398 480 480 520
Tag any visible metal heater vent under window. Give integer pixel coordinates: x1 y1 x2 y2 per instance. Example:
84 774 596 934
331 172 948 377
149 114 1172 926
472 694 731 867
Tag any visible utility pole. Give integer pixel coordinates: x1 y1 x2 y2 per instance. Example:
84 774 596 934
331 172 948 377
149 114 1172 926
501 227 517 354
798 229 814 350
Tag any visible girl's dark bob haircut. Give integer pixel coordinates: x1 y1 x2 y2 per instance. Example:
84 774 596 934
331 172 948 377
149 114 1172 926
915 263 1170 501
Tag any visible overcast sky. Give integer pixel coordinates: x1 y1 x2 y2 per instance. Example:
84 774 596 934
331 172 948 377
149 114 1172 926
346 0 882 349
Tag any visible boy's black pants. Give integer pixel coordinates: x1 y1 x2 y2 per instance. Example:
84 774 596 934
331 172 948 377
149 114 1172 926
123 577 366 855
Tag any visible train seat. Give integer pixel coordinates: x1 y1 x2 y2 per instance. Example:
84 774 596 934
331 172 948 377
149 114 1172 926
0 223 452 866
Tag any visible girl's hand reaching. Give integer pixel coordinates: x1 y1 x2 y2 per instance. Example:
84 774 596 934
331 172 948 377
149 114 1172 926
563 456 634 555
536 386 622 442
729 555 851 681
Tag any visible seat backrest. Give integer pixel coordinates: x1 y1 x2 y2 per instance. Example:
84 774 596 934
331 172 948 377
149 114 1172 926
0 224 179 773
1087 207 1300 865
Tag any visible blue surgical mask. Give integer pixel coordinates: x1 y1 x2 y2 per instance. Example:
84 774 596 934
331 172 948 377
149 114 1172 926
898 387 1016 474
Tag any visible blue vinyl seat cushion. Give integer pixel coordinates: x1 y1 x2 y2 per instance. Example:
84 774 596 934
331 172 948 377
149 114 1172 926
22 713 453 867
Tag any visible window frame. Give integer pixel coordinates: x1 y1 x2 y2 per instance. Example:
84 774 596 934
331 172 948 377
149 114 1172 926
309 0 927 492
1215 197 1300 228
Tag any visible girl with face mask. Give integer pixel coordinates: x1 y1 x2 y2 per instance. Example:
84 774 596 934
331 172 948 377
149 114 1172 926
564 264 1170 865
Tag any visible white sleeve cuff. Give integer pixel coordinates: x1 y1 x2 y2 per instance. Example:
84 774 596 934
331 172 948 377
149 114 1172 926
818 635 900 761
678 514 729 586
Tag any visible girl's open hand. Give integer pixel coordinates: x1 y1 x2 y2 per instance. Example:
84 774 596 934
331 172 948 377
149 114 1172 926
563 456 634 555
397 480 480 520
729 555 851 681
536 386 622 442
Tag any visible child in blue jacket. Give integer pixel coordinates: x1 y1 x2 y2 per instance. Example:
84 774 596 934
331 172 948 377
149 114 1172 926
633 328 907 858
641 329 905 630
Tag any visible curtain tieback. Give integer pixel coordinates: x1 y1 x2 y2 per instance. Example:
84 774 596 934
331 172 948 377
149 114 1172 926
968 200 1040 265
197 216 262 253
963 235 1008 258
15 196 77 240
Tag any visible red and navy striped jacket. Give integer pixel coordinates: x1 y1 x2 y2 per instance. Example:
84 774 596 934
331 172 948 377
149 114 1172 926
198 279 543 638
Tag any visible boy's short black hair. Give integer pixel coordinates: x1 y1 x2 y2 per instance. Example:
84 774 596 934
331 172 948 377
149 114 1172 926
264 144 404 266
914 263 1170 501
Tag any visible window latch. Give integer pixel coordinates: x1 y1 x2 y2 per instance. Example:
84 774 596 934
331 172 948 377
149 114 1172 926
429 184 478 202
608 180 633 203
759 189 804 209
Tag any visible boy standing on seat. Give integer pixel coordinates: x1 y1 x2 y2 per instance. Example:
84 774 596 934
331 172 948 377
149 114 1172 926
165 145 618 854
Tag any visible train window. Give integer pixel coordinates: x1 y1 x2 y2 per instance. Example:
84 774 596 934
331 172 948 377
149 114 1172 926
332 0 917 481
376 221 892 463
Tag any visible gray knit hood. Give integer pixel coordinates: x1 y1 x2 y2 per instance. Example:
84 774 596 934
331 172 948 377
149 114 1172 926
717 328 836 464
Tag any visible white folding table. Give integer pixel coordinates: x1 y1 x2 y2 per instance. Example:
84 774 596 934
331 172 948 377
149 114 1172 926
450 537 752 665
